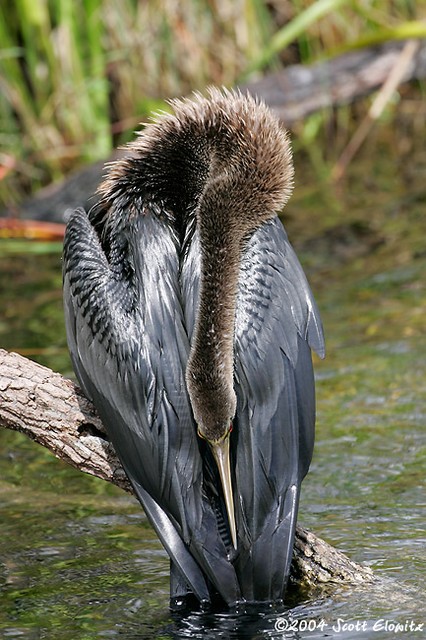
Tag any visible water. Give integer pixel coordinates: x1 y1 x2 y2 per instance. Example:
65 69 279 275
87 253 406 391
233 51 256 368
0 133 425 638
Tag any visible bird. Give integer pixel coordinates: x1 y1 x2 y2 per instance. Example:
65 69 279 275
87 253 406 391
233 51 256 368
63 88 325 611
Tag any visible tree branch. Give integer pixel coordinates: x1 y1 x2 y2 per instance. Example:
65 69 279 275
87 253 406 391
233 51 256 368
0 348 375 590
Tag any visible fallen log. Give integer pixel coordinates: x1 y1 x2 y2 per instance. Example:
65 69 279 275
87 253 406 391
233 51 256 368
238 38 426 123
0 348 375 591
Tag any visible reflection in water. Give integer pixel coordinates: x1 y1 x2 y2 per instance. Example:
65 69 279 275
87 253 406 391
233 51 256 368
103 578 424 639
169 608 299 639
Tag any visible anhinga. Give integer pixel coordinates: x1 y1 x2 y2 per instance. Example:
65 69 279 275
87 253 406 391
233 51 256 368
63 88 324 611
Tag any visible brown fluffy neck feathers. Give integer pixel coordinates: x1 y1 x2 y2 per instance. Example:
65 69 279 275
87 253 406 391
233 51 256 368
99 88 294 441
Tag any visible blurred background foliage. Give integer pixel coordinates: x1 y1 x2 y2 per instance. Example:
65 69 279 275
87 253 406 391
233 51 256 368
0 0 424 207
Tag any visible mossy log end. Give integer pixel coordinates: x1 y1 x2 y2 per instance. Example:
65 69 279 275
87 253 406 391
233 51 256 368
0 348 375 591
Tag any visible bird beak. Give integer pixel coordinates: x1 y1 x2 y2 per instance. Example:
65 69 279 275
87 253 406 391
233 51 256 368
210 436 237 550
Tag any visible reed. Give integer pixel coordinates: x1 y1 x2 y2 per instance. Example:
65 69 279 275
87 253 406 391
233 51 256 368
0 0 421 206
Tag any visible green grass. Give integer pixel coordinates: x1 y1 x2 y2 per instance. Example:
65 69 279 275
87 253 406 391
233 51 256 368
0 0 422 207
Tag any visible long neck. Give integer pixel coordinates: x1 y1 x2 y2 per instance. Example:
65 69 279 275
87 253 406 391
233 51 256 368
97 90 294 440
186 193 242 441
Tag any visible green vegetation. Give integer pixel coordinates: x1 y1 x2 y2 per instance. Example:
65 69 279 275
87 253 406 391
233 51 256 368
0 0 423 206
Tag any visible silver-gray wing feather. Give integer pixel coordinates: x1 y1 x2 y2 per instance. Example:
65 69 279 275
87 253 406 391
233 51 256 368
63 206 240 605
233 216 324 601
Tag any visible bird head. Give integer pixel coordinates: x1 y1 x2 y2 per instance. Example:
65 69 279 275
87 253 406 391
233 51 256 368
197 421 236 551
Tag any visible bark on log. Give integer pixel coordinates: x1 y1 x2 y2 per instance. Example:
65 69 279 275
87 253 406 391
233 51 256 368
0 348 375 591
238 38 426 123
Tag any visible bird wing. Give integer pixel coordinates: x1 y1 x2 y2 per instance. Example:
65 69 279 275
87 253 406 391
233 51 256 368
233 216 324 602
63 206 240 606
